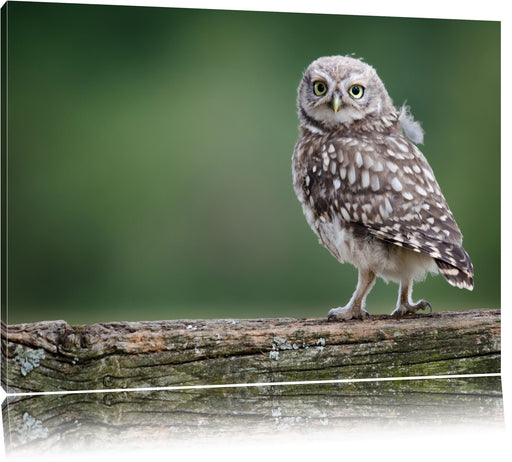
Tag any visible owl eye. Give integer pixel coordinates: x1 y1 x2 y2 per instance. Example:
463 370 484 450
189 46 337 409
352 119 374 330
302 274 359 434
349 84 364 99
313 81 328 96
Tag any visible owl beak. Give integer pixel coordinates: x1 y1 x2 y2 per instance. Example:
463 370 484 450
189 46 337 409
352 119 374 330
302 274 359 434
331 94 342 113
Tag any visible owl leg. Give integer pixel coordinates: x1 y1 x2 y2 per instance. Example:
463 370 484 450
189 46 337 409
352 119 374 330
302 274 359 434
391 279 432 317
327 269 376 321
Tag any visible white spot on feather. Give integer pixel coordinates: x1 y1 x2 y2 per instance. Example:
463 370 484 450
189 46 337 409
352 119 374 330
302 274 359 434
423 167 435 182
430 250 442 259
384 197 393 213
371 175 380 191
442 267 460 276
348 166 356 184
398 142 409 152
415 185 427 196
355 151 363 168
340 208 351 221
361 170 370 188
386 161 398 173
391 177 403 192
322 151 329 170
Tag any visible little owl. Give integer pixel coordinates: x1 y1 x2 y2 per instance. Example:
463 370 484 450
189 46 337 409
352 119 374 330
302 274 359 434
292 55 474 321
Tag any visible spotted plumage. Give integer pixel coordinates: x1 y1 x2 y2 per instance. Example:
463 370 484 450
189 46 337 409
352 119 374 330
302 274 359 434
292 55 473 321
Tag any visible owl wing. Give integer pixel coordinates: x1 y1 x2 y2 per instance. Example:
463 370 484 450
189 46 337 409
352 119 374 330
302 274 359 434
304 135 474 289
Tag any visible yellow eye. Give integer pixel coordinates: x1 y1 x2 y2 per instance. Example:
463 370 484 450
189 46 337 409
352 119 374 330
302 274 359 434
313 81 328 96
349 84 364 99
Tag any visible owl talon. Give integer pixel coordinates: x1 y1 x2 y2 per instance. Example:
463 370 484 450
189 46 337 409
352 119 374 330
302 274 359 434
327 306 370 322
393 306 402 319
391 299 432 317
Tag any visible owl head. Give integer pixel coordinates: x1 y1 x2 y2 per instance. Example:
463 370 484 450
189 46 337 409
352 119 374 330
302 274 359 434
297 55 396 131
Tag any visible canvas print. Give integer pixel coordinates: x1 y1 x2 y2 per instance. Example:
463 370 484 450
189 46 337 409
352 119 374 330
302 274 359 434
0 2 501 449
0 0 503 456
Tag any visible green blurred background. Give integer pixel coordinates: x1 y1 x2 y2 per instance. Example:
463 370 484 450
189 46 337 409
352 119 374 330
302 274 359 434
4 2 500 324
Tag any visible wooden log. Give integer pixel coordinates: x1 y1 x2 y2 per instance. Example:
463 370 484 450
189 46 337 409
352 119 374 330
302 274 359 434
1 309 500 393
2 376 504 453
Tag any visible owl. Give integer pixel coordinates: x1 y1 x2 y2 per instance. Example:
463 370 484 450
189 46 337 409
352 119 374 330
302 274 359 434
292 55 474 321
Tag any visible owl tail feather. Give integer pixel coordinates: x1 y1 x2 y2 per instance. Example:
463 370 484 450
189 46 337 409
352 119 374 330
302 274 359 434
435 259 474 291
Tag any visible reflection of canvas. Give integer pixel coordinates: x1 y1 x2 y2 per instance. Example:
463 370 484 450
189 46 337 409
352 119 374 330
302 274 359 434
3 376 503 453
2 2 499 325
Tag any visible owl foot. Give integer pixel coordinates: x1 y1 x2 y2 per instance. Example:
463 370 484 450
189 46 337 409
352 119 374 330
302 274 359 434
328 306 371 322
391 300 432 318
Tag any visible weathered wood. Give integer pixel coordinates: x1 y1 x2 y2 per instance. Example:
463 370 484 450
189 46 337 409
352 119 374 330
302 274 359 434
1 309 500 393
2 376 504 454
